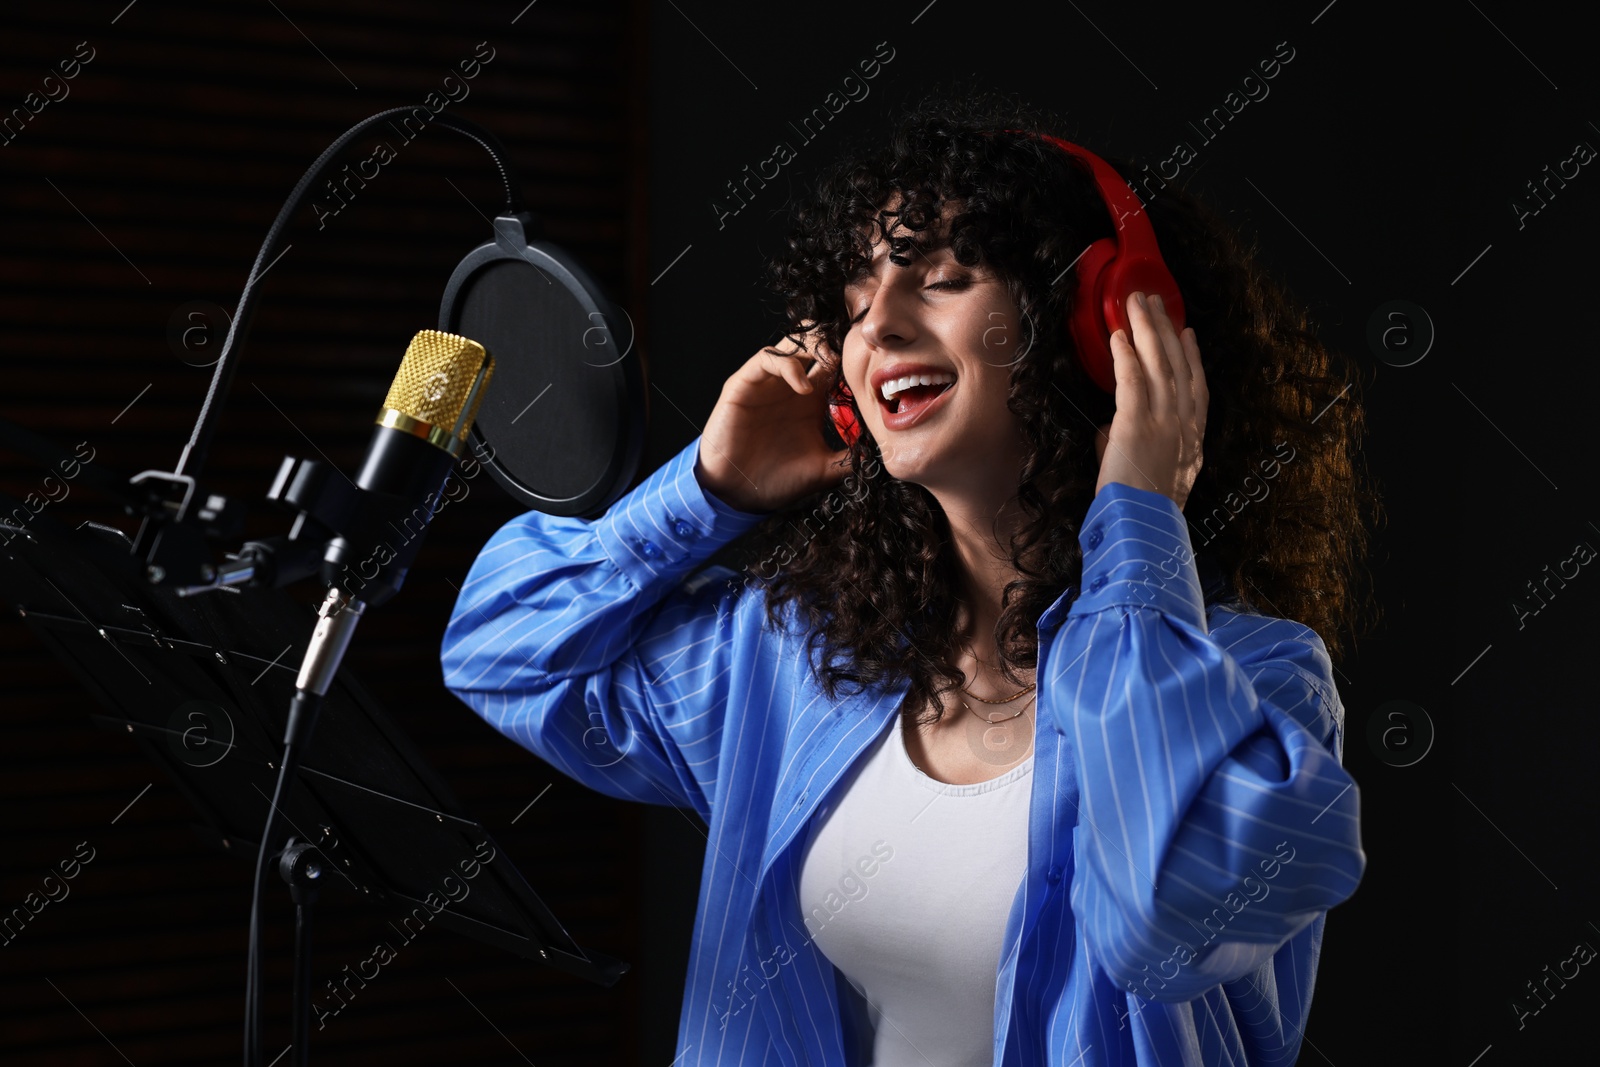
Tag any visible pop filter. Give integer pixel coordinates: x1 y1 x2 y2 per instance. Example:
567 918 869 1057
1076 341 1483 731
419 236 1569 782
440 213 646 519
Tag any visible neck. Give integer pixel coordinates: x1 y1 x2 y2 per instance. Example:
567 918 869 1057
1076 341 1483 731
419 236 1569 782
926 479 1035 687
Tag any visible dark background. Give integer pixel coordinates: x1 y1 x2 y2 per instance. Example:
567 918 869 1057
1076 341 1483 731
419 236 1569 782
1 0 1594 1064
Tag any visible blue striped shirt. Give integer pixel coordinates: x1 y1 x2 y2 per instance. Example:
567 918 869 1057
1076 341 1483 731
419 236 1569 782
440 434 1365 1066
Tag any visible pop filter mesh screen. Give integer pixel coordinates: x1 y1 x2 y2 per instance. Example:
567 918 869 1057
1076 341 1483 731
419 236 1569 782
454 258 622 504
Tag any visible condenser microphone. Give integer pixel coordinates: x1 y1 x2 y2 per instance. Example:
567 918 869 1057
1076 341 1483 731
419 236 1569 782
321 328 494 611
283 329 493 708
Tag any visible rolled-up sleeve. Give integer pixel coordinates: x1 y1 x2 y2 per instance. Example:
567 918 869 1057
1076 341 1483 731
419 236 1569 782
1049 480 1365 1004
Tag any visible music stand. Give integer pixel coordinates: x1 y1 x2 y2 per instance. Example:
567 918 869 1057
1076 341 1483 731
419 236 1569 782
0 490 627 1063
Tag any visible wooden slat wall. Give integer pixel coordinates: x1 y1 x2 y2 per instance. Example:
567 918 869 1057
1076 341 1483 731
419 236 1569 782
0 1 657 1063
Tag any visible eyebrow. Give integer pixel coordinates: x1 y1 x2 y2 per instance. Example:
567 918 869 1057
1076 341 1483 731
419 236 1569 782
844 241 952 290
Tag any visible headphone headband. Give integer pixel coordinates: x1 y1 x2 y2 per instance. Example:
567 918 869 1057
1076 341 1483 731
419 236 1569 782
1003 128 1186 393
1024 132 1164 264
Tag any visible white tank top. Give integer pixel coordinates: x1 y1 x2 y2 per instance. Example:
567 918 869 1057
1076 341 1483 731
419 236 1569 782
797 711 1033 1066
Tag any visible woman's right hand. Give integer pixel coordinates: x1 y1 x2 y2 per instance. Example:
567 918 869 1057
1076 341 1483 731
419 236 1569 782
693 334 852 514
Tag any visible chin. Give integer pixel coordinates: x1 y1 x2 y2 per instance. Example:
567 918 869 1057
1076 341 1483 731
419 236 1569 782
874 442 941 485
876 431 1029 496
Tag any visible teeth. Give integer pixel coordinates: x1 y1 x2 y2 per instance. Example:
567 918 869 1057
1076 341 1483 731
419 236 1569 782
879 372 956 401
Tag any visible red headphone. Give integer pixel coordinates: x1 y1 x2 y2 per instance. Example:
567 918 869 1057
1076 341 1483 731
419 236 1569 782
828 132 1185 447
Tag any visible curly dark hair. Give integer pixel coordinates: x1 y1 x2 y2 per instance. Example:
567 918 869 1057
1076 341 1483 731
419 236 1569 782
732 84 1382 726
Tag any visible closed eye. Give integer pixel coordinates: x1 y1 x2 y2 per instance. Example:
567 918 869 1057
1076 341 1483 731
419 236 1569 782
847 279 968 325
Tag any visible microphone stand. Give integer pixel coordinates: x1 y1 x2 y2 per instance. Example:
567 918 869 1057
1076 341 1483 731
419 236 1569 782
279 841 324 1067
107 109 521 1067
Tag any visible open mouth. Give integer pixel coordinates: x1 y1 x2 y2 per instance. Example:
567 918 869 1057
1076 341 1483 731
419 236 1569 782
889 383 947 415
883 374 953 419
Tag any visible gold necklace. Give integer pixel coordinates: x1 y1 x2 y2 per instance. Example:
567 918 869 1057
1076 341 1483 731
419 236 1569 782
959 650 1036 704
962 691 1036 725
959 681 1036 704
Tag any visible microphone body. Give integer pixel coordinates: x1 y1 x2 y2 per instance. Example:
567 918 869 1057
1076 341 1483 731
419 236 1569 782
321 425 460 608
324 329 494 608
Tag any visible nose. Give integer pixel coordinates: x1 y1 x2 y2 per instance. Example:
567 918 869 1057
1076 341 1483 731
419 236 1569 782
858 281 916 351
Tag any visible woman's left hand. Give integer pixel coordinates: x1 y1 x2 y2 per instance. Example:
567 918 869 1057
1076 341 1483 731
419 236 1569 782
1092 291 1208 512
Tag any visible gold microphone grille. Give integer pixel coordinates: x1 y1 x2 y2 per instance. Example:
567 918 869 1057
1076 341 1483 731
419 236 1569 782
379 330 495 453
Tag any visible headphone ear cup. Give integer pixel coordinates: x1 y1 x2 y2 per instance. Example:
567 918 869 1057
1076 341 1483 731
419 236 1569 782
1066 237 1120 394
829 381 862 448
1066 240 1188 396
1101 253 1186 349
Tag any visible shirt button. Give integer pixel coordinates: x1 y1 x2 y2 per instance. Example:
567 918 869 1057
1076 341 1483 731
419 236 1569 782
637 538 663 559
1089 574 1107 593
671 517 698 538
1086 525 1104 550
1046 866 1062 884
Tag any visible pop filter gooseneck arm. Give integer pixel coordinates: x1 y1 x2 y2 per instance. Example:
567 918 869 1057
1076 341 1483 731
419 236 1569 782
128 110 520 592
173 110 520 483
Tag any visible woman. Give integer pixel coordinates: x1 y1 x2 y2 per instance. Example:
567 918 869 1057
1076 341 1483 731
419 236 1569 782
442 87 1377 1066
